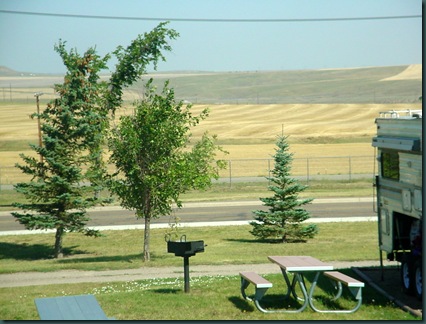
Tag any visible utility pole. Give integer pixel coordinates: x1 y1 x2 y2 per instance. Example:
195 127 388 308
34 92 44 164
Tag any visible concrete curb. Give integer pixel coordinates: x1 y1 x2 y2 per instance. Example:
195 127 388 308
0 216 377 236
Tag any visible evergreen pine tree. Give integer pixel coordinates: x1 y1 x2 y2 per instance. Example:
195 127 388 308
11 23 178 258
12 42 111 258
250 136 318 243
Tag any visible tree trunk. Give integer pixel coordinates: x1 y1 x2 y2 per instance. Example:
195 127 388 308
143 216 151 262
54 227 64 258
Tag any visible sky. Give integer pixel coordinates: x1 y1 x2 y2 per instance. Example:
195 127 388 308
0 0 422 74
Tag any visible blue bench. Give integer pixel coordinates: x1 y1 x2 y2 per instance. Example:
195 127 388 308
34 294 113 320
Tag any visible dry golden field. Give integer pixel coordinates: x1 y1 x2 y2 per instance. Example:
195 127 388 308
2 102 421 154
0 64 421 182
380 64 422 81
189 103 393 143
0 102 421 182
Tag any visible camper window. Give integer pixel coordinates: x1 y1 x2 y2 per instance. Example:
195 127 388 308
381 151 399 180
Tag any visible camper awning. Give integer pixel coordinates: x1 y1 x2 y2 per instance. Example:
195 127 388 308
372 136 421 152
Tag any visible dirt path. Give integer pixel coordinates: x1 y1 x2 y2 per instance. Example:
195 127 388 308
0 260 388 288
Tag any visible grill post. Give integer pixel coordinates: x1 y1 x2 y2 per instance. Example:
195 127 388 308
183 256 190 293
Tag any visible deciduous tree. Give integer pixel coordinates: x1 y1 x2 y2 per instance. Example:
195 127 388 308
108 80 226 261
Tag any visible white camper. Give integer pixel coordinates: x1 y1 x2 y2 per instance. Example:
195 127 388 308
372 109 422 300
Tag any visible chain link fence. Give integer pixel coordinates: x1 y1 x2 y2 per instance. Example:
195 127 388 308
217 156 374 184
0 155 374 190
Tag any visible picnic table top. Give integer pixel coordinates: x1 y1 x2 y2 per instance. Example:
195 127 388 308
268 256 334 272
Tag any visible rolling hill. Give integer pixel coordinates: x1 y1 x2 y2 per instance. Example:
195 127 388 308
134 64 422 104
0 65 422 104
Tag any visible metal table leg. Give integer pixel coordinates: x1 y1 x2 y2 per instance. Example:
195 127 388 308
277 270 309 313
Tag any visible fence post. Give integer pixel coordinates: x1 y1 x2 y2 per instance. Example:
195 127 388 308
228 160 232 187
306 158 310 183
349 156 352 182
268 159 271 184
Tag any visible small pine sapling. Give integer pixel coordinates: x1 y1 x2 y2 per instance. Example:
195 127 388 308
250 135 318 243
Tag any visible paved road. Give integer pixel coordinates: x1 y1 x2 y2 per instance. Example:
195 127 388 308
0 197 375 234
89 198 375 225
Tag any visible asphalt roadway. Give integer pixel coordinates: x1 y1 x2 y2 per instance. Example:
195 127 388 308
0 197 376 235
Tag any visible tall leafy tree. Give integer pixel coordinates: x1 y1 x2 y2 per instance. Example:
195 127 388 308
108 80 226 261
107 22 178 113
12 23 178 258
250 136 318 243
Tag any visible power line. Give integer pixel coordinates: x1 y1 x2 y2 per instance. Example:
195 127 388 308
0 9 421 23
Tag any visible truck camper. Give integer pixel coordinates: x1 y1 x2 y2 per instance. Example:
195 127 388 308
372 109 422 300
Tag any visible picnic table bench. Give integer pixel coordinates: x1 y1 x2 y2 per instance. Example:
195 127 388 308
34 294 113 320
239 271 273 313
309 271 365 313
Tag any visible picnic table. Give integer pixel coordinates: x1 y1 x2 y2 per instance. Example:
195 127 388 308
240 255 364 313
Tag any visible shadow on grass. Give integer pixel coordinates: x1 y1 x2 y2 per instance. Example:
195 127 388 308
0 241 169 264
0 242 86 260
229 293 306 312
225 238 307 244
56 254 142 264
56 252 169 264
152 288 181 294
228 296 255 312
225 238 272 244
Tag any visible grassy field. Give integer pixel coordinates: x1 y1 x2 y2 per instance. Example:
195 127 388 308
182 178 375 201
0 101 420 145
0 101 419 185
0 101 420 168
0 223 419 320
0 271 418 320
0 178 374 211
0 222 380 273
1 64 421 104
134 64 422 104
0 64 421 177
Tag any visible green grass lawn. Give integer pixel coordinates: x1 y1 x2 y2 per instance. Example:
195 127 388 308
0 271 418 320
0 223 420 320
0 223 379 273
0 178 374 210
